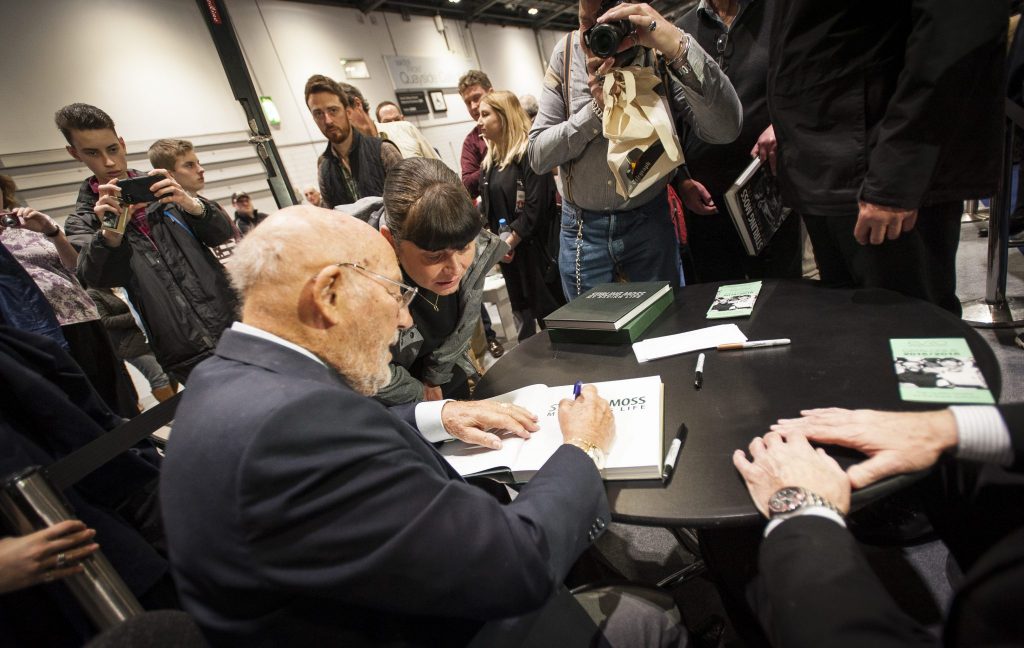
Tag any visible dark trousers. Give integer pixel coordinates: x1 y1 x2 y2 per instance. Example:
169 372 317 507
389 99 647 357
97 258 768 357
685 201 804 283
801 201 963 314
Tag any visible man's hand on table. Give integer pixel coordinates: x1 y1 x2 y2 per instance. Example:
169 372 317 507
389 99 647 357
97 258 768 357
441 401 538 450
770 408 958 489
733 431 851 518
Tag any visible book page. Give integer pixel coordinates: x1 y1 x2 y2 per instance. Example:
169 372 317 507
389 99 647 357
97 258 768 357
515 376 664 480
438 384 548 476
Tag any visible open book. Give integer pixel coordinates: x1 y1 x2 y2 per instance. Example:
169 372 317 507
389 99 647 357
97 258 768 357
440 376 664 482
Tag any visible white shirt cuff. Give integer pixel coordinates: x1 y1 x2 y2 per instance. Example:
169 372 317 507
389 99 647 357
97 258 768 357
764 506 847 537
415 399 453 443
951 405 1013 466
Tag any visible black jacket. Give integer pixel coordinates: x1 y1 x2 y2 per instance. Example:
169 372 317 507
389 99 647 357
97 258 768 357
317 130 399 209
233 210 267 237
756 404 1024 647
87 288 150 360
65 179 238 380
680 0 773 197
767 1 1006 216
162 330 609 645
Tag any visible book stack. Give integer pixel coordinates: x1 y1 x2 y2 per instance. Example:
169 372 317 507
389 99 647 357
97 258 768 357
544 282 673 345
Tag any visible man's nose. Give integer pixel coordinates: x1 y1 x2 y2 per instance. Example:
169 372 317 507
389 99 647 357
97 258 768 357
397 304 414 329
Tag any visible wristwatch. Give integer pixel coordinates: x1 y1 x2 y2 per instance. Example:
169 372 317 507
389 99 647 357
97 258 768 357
768 486 842 518
568 438 607 470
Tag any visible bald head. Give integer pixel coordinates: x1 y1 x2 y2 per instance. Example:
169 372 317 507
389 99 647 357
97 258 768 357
229 205 392 301
228 205 409 395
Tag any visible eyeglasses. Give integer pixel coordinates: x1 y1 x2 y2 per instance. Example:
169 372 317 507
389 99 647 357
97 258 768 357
335 262 418 308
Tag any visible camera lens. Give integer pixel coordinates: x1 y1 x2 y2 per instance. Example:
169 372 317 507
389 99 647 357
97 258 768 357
586 23 627 59
1 214 19 228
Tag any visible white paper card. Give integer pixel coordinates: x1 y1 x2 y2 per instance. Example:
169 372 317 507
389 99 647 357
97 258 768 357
632 324 747 362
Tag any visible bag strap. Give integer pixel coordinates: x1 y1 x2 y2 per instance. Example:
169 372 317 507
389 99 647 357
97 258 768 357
560 31 576 206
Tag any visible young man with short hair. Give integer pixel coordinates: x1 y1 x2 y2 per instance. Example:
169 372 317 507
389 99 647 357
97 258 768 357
305 75 402 209
59 103 238 382
457 69 493 199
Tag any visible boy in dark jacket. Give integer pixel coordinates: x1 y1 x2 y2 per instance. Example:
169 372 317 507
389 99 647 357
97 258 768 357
57 103 238 383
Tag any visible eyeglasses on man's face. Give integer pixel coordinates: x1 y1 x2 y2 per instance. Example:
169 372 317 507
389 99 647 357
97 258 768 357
334 262 418 308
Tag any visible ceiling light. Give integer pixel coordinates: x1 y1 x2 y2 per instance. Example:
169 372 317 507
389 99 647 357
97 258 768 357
448 0 460 3
528 6 538 14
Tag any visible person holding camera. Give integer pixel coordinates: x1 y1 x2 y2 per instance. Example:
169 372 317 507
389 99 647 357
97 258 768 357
58 103 237 383
529 0 742 298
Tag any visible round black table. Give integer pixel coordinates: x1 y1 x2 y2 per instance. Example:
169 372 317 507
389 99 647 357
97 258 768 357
476 280 1002 528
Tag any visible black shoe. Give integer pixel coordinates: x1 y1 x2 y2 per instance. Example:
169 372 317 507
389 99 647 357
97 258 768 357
487 338 505 358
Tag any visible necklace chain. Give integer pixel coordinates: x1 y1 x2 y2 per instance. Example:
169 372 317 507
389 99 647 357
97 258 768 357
419 290 441 312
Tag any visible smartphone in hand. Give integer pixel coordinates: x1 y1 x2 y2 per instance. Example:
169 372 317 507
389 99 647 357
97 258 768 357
117 174 168 205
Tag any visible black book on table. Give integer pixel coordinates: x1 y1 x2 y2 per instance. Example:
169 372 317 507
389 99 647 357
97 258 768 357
543 282 672 331
723 157 791 256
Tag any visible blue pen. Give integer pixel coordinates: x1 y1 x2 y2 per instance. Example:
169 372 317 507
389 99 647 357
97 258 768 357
573 381 582 399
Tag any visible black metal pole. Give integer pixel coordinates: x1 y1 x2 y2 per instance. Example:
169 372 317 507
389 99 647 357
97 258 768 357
194 0 298 208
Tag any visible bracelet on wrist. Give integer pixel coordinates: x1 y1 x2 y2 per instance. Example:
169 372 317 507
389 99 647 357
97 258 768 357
590 97 604 120
665 31 689 68
44 224 62 238
567 437 607 470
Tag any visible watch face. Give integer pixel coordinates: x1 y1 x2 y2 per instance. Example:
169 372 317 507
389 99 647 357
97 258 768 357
769 487 807 515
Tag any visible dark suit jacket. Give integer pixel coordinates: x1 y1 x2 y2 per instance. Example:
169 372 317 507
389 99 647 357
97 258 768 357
755 403 1024 647
161 330 610 646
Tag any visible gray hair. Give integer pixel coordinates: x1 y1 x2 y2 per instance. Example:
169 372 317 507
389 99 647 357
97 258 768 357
519 94 539 119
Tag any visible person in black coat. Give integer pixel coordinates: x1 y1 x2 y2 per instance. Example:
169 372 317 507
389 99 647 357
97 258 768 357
767 2 1007 314
0 326 175 645
734 404 1024 646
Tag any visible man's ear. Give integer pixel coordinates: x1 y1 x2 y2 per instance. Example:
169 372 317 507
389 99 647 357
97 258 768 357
380 226 397 249
308 264 345 326
119 137 127 152
66 145 82 163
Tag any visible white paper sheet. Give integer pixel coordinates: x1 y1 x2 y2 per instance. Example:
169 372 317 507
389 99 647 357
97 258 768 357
632 324 747 362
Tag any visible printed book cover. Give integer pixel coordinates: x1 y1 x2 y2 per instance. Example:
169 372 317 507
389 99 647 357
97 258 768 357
723 158 790 256
706 281 762 319
890 338 994 404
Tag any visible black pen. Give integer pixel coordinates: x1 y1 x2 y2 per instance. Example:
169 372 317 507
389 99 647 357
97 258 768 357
662 424 687 482
694 353 705 390
573 380 582 399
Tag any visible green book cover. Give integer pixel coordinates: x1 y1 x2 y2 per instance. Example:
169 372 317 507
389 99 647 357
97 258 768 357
548 289 673 344
890 338 994 404
706 281 762 319
544 282 671 331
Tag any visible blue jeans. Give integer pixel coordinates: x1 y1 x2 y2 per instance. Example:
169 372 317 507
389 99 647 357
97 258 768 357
558 191 683 299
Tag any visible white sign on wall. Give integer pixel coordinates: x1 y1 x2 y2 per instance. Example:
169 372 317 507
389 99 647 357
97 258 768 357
383 55 475 91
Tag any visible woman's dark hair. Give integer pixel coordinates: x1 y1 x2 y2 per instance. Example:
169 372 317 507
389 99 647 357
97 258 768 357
382 158 483 252
0 174 19 210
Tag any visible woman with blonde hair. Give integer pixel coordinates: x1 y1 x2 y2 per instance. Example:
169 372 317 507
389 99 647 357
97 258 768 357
479 91 564 341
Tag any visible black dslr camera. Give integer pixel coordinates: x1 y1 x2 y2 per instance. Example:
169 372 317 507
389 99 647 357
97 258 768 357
583 0 637 59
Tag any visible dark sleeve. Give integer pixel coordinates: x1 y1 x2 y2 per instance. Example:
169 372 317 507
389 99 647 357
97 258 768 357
185 199 233 247
242 393 610 619
510 163 556 241
65 214 134 289
859 2 1006 208
997 403 1024 471
755 516 937 648
461 136 483 199
90 293 136 330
